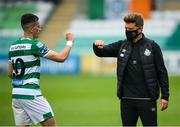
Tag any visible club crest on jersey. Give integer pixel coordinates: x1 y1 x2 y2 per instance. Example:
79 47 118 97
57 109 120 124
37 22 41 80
122 49 126 53
144 49 151 56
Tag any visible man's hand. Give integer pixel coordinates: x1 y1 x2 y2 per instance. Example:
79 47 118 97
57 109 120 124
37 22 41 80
94 40 104 49
66 33 74 42
160 99 168 111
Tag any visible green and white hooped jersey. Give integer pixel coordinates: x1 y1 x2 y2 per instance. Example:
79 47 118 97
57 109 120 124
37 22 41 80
9 38 51 99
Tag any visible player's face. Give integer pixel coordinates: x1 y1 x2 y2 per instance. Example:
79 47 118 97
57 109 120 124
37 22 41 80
31 22 41 39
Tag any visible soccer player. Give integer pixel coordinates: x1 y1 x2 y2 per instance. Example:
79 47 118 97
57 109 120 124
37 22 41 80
7 13 74 126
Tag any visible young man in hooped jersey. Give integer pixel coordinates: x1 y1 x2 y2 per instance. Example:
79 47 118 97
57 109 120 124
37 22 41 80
8 13 74 126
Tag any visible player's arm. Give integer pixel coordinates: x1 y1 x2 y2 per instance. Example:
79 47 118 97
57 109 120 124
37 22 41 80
45 33 74 62
7 61 13 79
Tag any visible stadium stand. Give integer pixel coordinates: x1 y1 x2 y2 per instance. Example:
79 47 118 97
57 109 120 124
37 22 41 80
55 0 180 75
165 22 180 50
0 1 54 55
39 0 78 49
0 3 36 29
56 15 178 55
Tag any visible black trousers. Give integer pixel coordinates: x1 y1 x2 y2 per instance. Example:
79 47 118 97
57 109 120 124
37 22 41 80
120 99 157 126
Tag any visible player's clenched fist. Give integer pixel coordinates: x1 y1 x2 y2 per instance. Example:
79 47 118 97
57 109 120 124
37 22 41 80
66 33 74 42
94 40 104 49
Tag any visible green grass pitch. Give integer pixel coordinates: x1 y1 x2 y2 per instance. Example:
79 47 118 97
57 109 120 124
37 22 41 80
0 74 180 126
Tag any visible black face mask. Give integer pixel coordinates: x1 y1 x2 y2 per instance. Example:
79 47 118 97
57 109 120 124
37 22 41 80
125 29 140 41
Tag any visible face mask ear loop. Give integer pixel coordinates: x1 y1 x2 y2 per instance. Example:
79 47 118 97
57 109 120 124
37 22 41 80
138 26 143 34
136 27 142 36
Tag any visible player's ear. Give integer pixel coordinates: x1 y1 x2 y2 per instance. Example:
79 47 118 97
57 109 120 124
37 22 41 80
29 26 34 33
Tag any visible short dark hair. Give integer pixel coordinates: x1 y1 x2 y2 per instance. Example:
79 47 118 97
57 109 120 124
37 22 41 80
21 13 39 31
123 13 144 27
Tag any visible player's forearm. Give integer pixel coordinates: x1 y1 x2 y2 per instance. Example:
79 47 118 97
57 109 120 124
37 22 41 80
46 40 73 62
57 45 72 62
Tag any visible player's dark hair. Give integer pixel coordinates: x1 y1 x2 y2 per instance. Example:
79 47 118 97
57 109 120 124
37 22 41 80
124 13 144 28
21 13 39 31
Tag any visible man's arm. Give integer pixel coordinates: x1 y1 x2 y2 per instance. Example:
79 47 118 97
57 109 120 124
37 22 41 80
153 42 169 111
7 61 13 79
45 33 74 62
93 40 122 57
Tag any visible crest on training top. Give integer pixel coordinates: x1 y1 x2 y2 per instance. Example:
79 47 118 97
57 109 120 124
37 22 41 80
122 49 126 53
144 49 151 56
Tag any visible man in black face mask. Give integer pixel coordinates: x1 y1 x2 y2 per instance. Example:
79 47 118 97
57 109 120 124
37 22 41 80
93 13 169 126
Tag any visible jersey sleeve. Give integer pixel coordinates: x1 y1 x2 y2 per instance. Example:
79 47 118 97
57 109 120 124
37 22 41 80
32 41 51 57
8 47 12 61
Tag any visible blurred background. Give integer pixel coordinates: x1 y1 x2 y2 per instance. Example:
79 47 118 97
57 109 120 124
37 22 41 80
0 0 180 126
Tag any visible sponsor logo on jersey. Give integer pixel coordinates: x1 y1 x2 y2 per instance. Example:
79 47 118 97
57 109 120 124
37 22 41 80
10 44 32 51
39 45 49 54
37 42 49 54
12 79 24 86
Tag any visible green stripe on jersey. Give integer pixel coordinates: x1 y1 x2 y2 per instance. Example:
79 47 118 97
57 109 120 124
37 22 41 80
14 72 40 80
9 50 32 57
13 83 40 89
23 72 40 80
12 94 42 99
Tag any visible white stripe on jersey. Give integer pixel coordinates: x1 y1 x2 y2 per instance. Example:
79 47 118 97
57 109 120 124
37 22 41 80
13 88 42 95
23 78 39 85
24 66 40 75
13 66 40 75
11 55 39 63
10 44 32 51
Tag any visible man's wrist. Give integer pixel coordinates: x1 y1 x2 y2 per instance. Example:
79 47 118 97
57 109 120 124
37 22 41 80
161 96 169 101
66 41 73 47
